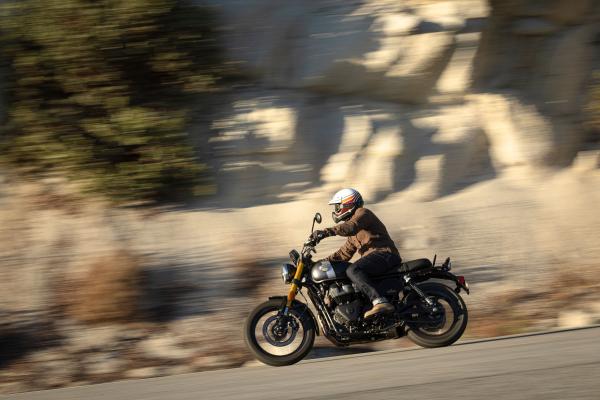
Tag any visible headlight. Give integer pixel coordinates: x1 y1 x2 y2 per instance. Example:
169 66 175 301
281 263 296 284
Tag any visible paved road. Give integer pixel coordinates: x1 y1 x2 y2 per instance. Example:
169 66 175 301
6 327 600 400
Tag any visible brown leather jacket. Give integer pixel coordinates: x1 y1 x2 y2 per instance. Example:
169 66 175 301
324 207 401 262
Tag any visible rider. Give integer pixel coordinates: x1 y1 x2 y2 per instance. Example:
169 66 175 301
311 188 402 319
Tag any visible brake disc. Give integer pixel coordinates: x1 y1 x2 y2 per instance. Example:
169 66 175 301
262 315 298 347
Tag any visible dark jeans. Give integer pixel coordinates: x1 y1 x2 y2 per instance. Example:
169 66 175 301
346 252 402 303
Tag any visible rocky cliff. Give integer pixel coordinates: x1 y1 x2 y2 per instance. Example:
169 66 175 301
1 0 600 392
197 0 599 206
2 0 599 327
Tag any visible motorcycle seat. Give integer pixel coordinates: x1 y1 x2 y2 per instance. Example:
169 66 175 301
373 258 433 281
326 258 432 283
395 258 432 274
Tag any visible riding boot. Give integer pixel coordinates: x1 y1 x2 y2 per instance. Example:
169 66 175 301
364 302 394 318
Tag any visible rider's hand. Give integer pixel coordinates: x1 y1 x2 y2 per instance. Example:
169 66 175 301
310 229 332 243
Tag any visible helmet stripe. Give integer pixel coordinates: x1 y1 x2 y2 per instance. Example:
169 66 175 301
342 194 358 204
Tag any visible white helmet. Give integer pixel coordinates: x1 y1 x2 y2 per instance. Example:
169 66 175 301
328 188 364 223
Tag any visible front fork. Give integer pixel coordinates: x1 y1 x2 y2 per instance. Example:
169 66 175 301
283 260 305 313
272 260 305 333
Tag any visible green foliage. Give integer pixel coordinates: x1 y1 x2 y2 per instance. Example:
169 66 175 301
590 73 600 133
0 0 223 202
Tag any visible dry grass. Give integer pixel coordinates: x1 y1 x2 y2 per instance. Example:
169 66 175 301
233 259 267 294
466 268 600 337
62 251 143 324
229 246 278 297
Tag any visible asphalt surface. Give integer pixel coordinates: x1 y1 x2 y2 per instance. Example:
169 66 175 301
5 326 600 400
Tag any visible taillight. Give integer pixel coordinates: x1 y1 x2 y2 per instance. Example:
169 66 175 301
456 275 470 293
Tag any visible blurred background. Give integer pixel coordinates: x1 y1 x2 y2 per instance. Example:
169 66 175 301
1 0 599 394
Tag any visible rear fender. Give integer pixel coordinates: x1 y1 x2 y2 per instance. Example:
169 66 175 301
425 271 470 295
268 296 320 335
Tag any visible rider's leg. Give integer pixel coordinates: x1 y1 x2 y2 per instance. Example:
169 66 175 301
346 252 397 317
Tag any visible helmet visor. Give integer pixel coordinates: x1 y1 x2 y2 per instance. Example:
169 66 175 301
333 203 352 216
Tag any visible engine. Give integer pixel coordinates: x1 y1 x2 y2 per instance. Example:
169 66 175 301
326 282 366 325
329 283 358 304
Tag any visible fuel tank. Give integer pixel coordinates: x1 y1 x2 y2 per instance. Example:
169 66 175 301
311 260 351 283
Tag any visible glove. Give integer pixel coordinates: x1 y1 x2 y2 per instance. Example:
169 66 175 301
311 229 333 243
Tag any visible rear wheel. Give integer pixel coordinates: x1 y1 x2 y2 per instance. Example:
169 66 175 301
244 299 315 366
404 282 468 348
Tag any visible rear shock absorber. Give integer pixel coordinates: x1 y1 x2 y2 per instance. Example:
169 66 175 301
403 275 438 313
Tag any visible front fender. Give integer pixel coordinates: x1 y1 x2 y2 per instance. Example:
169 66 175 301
268 296 320 336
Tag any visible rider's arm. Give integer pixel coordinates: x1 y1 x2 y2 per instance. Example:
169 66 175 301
326 208 368 237
325 238 357 262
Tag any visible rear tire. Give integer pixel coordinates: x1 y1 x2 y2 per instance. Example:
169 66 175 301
244 299 315 366
405 282 468 348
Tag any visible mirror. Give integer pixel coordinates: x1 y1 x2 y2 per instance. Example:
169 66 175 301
310 212 323 234
314 213 322 224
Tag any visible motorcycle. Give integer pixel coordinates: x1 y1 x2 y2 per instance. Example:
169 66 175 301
244 212 470 366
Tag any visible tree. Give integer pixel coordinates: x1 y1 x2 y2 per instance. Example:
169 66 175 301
0 0 224 202
590 73 600 134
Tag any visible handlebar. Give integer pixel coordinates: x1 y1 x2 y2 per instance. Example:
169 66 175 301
304 239 316 247
303 237 318 255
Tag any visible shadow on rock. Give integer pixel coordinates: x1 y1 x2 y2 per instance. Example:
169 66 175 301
0 316 60 369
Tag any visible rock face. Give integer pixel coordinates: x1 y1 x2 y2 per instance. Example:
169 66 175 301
472 0 600 166
206 0 456 103
2 0 599 321
202 0 599 205
201 0 490 205
136 334 197 361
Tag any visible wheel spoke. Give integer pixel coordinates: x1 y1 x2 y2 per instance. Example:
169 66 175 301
254 310 305 356
245 299 316 366
419 297 455 335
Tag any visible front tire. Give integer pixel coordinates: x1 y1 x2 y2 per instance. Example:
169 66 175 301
405 282 468 348
244 299 315 366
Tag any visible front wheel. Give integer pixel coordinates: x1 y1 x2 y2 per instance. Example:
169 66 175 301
404 282 468 348
244 299 315 366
